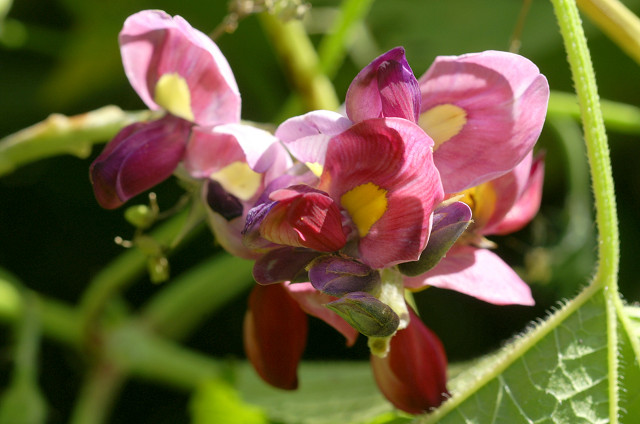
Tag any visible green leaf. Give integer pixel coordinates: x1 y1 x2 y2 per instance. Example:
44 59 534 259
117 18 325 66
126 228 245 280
411 285 640 423
237 361 410 424
190 379 268 424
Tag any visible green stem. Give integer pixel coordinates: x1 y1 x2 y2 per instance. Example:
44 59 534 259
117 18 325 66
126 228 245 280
316 0 375 77
550 0 620 421
550 0 619 290
548 90 640 134
79 209 191 332
260 12 340 112
139 254 254 340
0 106 151 177
68 362 126 424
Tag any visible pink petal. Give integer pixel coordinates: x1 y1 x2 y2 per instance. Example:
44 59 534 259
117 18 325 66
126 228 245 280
346 47 421 123
119 10 240 126
260 186 347 252
404 245 534 306
478 152 534 232
275 110 353 166
488 154 545 235
183 126 246 178
322 118 444 269
202 198 260 260
286 282 359 346
418 50 549 193
184 123 292 181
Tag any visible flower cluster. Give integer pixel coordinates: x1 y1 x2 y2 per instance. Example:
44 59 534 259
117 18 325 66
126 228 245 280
90 10 549 415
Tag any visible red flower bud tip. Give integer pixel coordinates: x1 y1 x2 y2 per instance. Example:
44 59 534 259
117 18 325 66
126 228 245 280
370 308 449 414
243 284 308 390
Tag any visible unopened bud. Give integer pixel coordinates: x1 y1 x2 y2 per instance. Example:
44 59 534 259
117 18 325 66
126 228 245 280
326 292 399 337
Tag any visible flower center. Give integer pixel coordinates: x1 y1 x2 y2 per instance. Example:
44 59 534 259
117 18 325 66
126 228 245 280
418 103 467 150
458 182 496 231
340 182 388 238
210 161 261 201
154 73 195 121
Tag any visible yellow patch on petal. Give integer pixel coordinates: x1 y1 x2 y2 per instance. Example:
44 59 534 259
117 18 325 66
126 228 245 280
305 162 324 178
341 182 388 238
419 104 467 150
458 182 496 229
210 161 261 201
154 73 195 122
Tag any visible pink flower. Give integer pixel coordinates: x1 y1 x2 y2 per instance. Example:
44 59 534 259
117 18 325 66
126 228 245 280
90 10 241 209
405 153 545 305
254 117 444 269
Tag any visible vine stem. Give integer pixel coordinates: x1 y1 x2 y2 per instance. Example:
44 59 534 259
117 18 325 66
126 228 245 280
550 0 619 291
550 0 620 422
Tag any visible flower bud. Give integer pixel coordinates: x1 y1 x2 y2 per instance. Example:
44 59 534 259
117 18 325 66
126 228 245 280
243 284 308 390
326 292 399 337
370 308 449 414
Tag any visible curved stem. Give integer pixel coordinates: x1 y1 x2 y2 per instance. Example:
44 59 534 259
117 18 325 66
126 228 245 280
550 0 619 290
550 0 620 421
260 13 340 112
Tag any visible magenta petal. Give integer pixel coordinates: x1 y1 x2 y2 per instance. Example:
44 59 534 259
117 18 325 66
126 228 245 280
286 282 359 346
260 186 347 252
419 50 549 193
322 118 444 268
487 154 545 235
119 10 240 126
275 110 353 166
405 245 535 306
90 116 190 209
346 47 420 123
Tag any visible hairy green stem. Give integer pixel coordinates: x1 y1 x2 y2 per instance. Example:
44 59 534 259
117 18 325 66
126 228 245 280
551 0 619 290
260 12 340 112
551 0 620 421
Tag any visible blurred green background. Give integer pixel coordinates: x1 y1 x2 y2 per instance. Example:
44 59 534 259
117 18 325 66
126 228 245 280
1 0 640 422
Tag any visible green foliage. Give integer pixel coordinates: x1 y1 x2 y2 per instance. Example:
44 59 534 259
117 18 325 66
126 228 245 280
236 361 407 424
190 379 268 424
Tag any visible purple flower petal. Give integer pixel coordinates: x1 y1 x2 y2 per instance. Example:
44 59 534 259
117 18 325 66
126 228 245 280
346 47 420 123
399 201 472 276
253 247 321 284
90 115 190 209
308 256 380 296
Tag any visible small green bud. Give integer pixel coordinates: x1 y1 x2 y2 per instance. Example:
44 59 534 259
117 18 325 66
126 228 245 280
124 204 157 229
147 256 170 284
326 292 399 337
